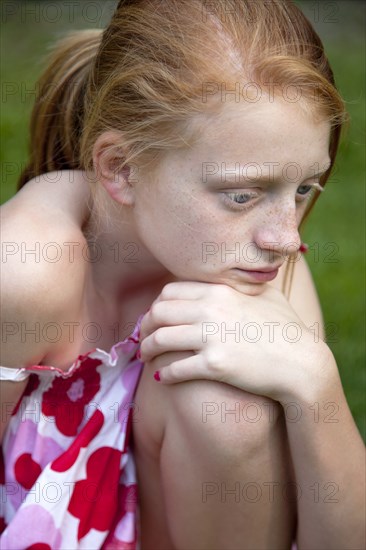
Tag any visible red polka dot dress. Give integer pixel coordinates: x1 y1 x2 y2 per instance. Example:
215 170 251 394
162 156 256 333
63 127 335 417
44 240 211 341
0 317 144 549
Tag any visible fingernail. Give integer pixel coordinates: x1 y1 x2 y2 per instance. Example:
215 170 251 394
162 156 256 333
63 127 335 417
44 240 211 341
299 242 309 253
136 349 141 360
153 370 161 382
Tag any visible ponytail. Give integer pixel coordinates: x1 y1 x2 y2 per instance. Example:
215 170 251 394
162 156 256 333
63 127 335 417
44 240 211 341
17 29 102 190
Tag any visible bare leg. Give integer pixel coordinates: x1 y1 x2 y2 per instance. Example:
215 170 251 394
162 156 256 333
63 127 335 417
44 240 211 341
133 362 296 550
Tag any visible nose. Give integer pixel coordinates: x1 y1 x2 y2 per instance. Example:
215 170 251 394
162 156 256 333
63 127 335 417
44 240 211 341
253 203 301 258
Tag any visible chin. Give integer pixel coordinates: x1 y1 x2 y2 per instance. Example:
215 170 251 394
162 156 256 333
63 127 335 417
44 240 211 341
213 278 267 296
175 273 268 297
234 283 267 296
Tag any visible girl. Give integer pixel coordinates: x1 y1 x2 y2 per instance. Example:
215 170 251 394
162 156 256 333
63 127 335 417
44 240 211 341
1 1 364 549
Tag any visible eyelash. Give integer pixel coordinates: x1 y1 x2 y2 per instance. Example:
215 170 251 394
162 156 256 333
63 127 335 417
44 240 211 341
222 184 319 210
222 192 258 210
296 184 315 200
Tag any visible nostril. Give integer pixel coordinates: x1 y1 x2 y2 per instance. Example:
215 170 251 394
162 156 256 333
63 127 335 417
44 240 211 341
254 218 301 257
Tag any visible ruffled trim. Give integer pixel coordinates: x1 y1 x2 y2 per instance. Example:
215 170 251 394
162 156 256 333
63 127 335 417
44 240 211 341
1 314 144 381
0 367 31 382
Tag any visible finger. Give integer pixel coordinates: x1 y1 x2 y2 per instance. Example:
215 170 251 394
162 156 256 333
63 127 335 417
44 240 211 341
140 325 202 362
155 281 213 302
140 300 203 340
154 354 219 385
141 280 231 338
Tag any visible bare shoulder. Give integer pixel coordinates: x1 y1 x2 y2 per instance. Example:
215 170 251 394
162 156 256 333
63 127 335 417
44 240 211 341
0 173 90 367
1 172 89 306
270 255 325 340
4 170 92 227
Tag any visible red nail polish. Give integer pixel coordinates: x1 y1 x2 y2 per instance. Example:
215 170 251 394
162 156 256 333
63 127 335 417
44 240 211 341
153 370 161 382
299 242 309 253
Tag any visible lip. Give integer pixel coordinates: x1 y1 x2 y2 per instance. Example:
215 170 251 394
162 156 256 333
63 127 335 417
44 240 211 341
232 268 280 282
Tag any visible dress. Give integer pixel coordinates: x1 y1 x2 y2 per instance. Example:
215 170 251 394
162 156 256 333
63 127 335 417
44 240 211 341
0 316 144 550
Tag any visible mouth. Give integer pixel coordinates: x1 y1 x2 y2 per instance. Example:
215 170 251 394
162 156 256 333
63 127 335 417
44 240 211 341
232 267 280 282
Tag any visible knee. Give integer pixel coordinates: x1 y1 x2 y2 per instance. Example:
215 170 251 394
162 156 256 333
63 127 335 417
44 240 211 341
165 378 283 460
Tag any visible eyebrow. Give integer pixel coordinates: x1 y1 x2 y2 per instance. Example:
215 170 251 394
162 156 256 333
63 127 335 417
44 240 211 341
304 161 332 178
202 160 332 184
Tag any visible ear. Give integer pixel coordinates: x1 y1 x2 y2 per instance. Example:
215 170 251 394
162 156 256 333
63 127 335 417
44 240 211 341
92 131 135 206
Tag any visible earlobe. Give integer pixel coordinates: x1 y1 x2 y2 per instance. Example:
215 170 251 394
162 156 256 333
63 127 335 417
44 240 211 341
92 131 135 206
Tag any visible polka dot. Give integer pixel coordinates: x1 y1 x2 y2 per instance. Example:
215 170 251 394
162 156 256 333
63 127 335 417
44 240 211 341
51 409 104 472
14 453 42 490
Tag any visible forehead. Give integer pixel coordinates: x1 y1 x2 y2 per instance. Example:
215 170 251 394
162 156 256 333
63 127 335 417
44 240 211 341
185 97 331 174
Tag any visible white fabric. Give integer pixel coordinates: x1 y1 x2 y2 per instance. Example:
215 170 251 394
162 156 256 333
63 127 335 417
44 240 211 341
0 366 31 382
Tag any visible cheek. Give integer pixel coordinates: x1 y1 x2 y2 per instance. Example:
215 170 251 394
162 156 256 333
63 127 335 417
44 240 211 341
296 201 310 224
135 186 257 274
164 205 223 264
134 191 219 266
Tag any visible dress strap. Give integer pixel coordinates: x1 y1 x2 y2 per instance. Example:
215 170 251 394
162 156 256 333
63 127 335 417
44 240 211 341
0 366 31 382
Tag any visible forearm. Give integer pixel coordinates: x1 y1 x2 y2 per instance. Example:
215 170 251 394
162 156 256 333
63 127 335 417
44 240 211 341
139 282 365 547
283 353 365 549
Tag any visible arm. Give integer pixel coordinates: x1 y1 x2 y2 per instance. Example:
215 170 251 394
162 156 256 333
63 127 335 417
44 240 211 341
0 187 87 441
140 259 365 548
0 267 85 442
0 282 51 441
282 352 365 549
277 257 365 548
274 254 325 341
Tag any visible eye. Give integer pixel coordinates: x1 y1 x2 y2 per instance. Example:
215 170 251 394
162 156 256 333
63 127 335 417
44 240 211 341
297 185 313 196
226 192 253 204
221 191 259 210
296 184 317 203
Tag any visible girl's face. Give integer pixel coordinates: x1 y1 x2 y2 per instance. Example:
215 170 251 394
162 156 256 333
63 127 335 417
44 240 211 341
132 97 331 295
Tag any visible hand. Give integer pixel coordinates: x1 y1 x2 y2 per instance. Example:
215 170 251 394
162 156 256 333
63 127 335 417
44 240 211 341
140 281 333 404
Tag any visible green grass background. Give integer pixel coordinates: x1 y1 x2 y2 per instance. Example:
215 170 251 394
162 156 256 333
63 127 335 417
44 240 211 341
1 1 365 438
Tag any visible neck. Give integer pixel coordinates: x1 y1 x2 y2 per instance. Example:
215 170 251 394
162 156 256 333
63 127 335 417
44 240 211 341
82 191 175 304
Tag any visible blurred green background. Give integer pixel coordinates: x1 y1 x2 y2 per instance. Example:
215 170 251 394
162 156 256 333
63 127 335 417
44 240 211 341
1 1 365 438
